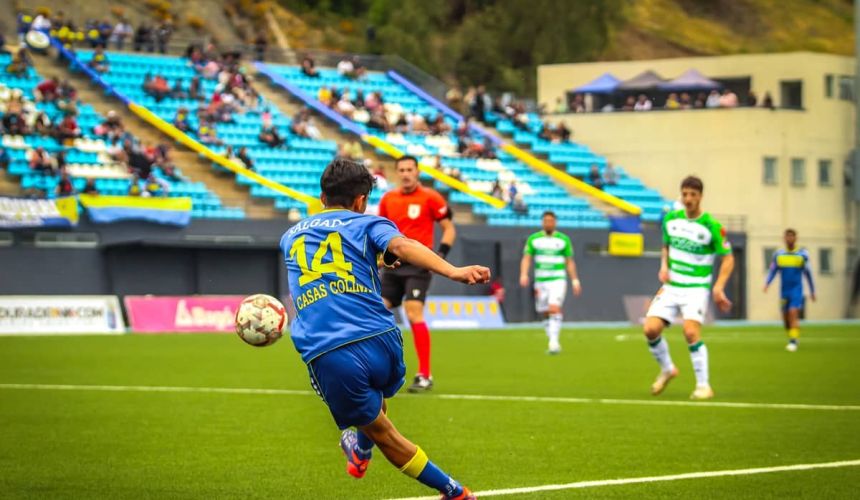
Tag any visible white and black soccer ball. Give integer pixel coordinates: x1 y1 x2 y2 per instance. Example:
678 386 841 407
235 294 286 347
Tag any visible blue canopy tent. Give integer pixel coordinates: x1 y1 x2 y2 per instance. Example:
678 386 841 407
573 73 620 94
658 69 721 91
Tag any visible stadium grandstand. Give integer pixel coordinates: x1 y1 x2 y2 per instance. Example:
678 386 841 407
1 2 859 499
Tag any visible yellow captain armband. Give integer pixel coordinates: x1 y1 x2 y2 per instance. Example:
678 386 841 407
399 446 429 478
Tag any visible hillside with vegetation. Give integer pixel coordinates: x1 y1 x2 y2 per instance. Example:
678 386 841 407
274 0 854 97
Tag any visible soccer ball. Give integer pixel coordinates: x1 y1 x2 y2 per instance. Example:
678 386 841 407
235 294 286 347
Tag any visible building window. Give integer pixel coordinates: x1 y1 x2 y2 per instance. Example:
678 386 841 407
819 248 833 275
763 157 778 185
763 247 776 270
848 248 858 276
825 74 834 98
780 80 803 109
818 159 832 186
791 158 806 186
839 75 855 101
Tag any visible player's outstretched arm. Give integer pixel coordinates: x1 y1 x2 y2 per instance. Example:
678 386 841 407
712 253 735 312
387 236 490 284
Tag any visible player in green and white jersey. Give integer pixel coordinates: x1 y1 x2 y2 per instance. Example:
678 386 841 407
519 211 582 354
644 176 734 400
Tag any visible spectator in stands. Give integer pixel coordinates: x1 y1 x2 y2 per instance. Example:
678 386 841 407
173 107 192 133
94 110 124 141
111 19 133 50
235 146 255 171
446 86 464 116
28 147 54 174
145 174 170 197
512 193 528 215
762 91 775 110
557 121 571 142
371 164 389 191
56 80 78 114
27 110 50 136
603 163 619 186
665 93 680 110
55 113 82 143
719 88 739 108
88 47 110 74
198 118 222 146
128 175 143 196
705 90 721 108
746 91 758 107
336 57 355 78
554 97 568 114
2 100 28 135
254 32 268 61
55 151 68 173
155 22 173 54
679 92 693 109
171 79 187 99
694 92 706 108
508 180 519 202
622 96 635 111
634 94 652 111
258 120 286 148
98 18 113 48
450 168 463 182
0 147 9 171
189 76 203 101
473 85 487 122
56 172 75 197
301 56 319 78
338 140 363 161
82 178 99 194
570 94 586 113
481 138 497 159
35 77 61 102
6 48 31 76
428 115 451 136
144 74 171 103
491 180 503 200
133 24 154 52
335 94 356 120
588 164 604 190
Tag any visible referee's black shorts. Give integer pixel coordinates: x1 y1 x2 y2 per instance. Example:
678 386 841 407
380 263 432 307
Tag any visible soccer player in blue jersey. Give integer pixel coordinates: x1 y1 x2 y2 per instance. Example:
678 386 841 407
763 229 816 352
280 158 488 499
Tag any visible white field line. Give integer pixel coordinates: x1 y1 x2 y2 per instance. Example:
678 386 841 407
1 383 859 412
388 459 860 500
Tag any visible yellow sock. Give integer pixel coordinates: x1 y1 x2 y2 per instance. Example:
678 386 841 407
788 328 800 340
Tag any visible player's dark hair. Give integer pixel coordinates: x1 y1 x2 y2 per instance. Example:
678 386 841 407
320 158 374 207
542 210 557 219
785 228 797 236
395 155 419 168
680 175 704 193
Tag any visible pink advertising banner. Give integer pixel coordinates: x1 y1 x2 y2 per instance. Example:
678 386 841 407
125 295 244 333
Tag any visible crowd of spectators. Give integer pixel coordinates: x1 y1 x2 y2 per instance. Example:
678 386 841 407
555 89 774 114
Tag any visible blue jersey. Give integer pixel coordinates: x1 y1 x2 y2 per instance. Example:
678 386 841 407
280 209 403 364
765 247 815 297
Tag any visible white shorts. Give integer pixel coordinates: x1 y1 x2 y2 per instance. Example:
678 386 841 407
646 285 710 325
534 280 567 313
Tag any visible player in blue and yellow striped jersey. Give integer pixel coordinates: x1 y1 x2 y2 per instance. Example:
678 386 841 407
280 158 489 499
763 229 816 352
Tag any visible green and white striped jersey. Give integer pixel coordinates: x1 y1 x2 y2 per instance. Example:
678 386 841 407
523 231 573 282
662 210 732 288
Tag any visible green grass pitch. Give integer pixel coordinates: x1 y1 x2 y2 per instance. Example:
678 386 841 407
1 325 859 499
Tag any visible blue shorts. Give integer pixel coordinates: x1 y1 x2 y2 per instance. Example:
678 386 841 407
781 293 804 312
308 328 406 429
